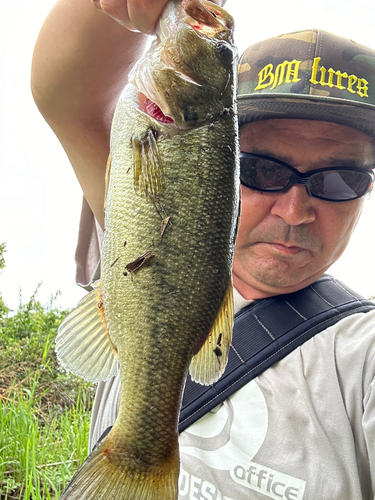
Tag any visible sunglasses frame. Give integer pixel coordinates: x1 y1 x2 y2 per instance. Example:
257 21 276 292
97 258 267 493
240 152 375 202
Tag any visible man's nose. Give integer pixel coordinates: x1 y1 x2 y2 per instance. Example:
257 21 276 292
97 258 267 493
270 185 316 226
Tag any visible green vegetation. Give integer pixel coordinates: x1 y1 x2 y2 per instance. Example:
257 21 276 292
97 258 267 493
0 244 95 499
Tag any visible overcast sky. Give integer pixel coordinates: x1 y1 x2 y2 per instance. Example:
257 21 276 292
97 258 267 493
2 0 375 312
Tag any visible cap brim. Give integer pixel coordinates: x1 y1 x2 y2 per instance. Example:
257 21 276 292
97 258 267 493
238 93 375 139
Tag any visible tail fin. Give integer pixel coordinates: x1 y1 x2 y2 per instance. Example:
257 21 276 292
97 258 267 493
60 433 179 500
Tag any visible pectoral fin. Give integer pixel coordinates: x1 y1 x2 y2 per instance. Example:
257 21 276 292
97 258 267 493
189 280 234 385
55 281 118 383
132 127 164 198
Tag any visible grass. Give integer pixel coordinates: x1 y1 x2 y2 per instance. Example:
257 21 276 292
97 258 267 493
0 283 95 499
0 378 90 500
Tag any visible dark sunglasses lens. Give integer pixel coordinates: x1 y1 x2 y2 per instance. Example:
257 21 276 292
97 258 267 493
240 157 292 191
309 170 372 200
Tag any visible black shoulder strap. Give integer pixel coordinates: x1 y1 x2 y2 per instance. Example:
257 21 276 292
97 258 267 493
179 275 375 433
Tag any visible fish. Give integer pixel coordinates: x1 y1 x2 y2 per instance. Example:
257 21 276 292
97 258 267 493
55 0 239 498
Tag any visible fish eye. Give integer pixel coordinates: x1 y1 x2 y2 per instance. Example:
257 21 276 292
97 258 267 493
215 42 233 65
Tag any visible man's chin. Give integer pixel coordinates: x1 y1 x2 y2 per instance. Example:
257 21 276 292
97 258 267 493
232 264 319 299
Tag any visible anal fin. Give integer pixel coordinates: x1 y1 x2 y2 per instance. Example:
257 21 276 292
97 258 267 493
189 280 234 385
55 281 118 383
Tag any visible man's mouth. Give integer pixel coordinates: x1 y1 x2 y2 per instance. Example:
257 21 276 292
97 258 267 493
262 242 307 255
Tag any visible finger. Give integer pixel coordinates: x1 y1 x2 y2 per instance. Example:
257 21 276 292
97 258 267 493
92 0 170 34
92 0 227 34
92 0 103 9
91 0 137 31
126 0 170 34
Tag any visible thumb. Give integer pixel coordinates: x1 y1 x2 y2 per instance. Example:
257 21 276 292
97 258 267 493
91 0 170 34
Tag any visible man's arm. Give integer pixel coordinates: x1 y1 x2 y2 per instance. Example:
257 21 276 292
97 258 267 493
31 0 164 228
31 0 225 229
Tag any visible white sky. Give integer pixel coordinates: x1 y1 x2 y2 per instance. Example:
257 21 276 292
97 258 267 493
2 0 375 312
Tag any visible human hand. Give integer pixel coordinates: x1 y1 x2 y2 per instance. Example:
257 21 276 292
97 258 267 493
92 0 226 34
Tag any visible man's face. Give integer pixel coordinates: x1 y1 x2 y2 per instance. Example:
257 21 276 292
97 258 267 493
233 118 375 299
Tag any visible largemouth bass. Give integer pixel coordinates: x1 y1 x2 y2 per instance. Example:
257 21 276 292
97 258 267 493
56 0 239 498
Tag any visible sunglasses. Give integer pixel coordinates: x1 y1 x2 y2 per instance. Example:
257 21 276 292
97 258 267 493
240 153 374 202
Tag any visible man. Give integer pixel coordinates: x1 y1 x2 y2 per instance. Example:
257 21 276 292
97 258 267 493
31 1 375 498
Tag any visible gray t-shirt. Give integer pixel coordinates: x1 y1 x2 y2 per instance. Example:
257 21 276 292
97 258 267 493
76 200 375 500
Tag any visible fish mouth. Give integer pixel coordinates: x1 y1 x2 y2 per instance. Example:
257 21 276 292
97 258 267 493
182 0 234 34
157 0 231 49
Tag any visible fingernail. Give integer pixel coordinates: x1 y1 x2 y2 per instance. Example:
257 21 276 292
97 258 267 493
92 0 103 11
